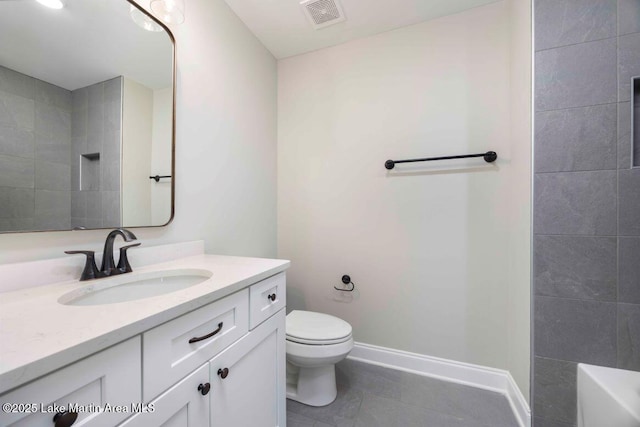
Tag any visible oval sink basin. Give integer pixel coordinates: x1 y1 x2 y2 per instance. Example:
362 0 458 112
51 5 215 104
59 269 213 306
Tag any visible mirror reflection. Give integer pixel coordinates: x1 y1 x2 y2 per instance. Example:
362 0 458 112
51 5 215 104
0 0 174 233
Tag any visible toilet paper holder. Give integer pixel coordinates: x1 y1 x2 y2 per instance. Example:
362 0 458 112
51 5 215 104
334 275 355 292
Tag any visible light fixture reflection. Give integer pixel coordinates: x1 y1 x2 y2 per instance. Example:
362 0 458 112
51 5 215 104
130 5 163 32
36 0 64 9
150 0 185 25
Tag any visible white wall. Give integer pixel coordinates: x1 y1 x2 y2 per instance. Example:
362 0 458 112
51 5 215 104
278 0 530 396
0 0 277 263
506 0 532 402
151 87 173 225
122 77 153 227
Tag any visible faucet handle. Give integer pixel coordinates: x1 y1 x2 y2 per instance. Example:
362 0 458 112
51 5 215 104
65 250 101 281
117 243 141 274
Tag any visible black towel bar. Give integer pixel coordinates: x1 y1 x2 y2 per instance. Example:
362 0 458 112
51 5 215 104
385 151 497 170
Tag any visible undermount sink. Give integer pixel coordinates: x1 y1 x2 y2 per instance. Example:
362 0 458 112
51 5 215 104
578 363 640 427
58 269 213 306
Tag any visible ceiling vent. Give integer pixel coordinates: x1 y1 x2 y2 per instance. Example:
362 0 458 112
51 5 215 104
300 0 346 30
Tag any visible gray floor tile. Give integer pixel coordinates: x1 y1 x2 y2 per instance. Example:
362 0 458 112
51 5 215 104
288 359 519 427
336 359 403 399
399 372 518 426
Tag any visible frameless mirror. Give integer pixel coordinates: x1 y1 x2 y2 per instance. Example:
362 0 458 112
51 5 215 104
0 0 175 233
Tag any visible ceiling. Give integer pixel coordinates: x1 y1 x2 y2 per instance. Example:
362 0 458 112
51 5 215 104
0 0 173 91
223 0 501 59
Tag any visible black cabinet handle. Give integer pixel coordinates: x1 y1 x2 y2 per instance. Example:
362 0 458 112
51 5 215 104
188 322 223 344
218 368 229 379
198 383 211 395
268 293 276 302
53 411 78 427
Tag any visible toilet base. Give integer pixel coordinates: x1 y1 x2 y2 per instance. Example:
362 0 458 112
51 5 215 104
286 362 337 407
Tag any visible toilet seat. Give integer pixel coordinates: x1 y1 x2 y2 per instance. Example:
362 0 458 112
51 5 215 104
286 310 352 345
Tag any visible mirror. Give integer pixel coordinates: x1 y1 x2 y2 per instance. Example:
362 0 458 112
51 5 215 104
0 0 175 233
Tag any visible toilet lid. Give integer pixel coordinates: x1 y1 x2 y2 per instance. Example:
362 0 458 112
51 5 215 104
286 310 352 343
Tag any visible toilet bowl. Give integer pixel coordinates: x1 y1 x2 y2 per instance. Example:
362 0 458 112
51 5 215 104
286 310 354 407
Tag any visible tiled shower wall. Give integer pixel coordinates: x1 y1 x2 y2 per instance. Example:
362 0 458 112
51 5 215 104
70 77 122 229
0 65 72 232
533 1 640 426
0 66 122 232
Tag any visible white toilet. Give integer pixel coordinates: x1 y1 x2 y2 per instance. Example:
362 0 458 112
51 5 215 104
285 310 354 407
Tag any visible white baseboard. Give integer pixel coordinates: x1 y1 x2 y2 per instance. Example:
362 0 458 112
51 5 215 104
347 342 531 427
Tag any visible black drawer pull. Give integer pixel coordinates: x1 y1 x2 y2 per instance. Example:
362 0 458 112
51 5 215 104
268 293 276 302
53 411 78 427
188 322 223 344
198 383 211 395
218 367 229 379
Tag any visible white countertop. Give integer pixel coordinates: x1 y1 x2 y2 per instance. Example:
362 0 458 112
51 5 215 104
0 253 289 394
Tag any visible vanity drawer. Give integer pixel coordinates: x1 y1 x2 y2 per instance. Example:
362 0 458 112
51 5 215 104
142 289 249 401
249 272 286 329
0 337 141 427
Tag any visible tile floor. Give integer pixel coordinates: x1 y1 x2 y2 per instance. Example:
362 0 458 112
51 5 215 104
286 359 520 427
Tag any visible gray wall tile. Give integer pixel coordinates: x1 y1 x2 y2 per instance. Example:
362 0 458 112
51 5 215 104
535 104 617 172
619 168 640 235
35 80 71 111
0 91 35 130
0 155 34 188
618 32 640 102
536 38 617 111
618 102 633 168
0 218 35 232
535 0 616 51
33 215 70 231
618 303 640 370
0 125 34 158
72 87 87 112
0 66 35 100
35 102 71 144
619 0 640 35
619 237 640 304
533 357 577 425
71 191 86 218
36 141 70 166
35 190 70 218
534 171 617 235
533 417 575 427
0 188 34 218
104 77 122 105
35 160 70 191
85 191 102 219
534 296 617 365
102 190 121 227
534 236 616 301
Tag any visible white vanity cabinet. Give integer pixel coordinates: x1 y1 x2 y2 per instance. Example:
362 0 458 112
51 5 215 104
209 310 285 427
0 337 141 427
0 269 287 427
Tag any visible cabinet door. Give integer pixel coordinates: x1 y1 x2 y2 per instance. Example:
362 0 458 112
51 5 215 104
119 364 209 427
0 337 140 427
143 289 249 401
210 309 286 427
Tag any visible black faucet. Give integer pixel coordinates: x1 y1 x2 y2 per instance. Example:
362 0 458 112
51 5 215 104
65 228 141 281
